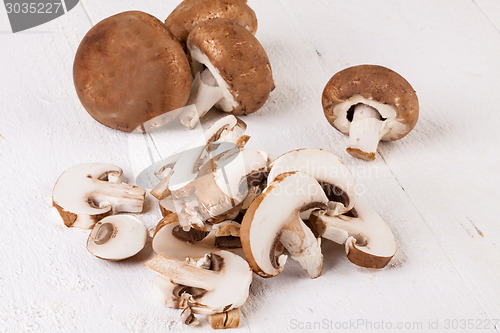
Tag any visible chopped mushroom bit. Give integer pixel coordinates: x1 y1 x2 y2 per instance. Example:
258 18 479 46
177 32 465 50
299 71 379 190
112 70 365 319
52 163 146 229
311 203 397 268
240 172 329 278
145 250 251 316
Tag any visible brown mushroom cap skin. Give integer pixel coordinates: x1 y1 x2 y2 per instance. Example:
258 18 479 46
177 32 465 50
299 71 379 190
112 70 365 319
74 11 192 132
165 0 258 44
322 65 419 140
187 20 274 115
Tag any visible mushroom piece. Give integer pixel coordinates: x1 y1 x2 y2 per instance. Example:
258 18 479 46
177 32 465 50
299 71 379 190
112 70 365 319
145 250 252 316
322 65 419 160
183 148 270 229
179 20 274 128
151 214 244 260
165 0 258 44
151 115 248 201
310 203 396 268
209 308 241 329
241 172 329 278
73 11 192 132
267 149 357 216
87 215 147 261
52 163 146 229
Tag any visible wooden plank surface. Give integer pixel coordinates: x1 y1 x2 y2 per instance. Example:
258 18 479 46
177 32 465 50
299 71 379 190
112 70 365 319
0 0 499 332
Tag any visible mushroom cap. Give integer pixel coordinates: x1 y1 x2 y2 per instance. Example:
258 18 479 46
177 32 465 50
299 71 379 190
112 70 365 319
267 149 357 215
322 65 419 141
74 11 192 132
87 215 147 261
165 0 257 44
187 20 274 115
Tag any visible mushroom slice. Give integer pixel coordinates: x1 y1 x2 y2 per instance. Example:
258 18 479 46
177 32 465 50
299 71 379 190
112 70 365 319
87 215 147 261
179 20 274 128
151 216 243 259
209 308 240 329
165 0 258 44
183 148 270 229
310 203 396 268
73 11 191 132
322 65 419 160
241 172 328 278
145 250 252 315
53 163 146 229
267 149 357 216
151 115 247 201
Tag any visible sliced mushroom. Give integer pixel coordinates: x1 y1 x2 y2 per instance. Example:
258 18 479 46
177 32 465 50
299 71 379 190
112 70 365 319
179 20 274 128
267 149 357 216
165 0 258 44
310 203 396 268
209 308 240 329
87 215 147 261
52 163 146 229
73 11 191 132
152 215 243 259
151 115 248 201
241 172 328 278
145 250 252 316
182 148 269 229
322 65 419 160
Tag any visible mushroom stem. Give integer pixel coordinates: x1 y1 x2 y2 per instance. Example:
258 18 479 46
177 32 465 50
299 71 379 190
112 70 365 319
180 69 225 128
281 218 323 279
92 182 146 213
347 104 386 161
145 254 216 290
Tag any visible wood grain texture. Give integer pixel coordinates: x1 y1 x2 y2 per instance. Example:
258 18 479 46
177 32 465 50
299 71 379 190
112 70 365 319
0 0 499 332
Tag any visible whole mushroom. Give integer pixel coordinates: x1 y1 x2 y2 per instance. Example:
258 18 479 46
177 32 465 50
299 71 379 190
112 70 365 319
322 65 419 160
74 11 192 132
165 0 258 44
179 20 274 128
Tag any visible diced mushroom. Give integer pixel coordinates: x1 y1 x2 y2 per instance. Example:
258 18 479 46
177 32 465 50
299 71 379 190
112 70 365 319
165 0 258 44
52 163 146 229
151 214 243 259
87 215 147 261
145 250 252 316
73 11 192 132
179 20 274 128
151 115 248 201
267 149 357 216
310 203 397 268
182 148 270 229
322 65 419 160
240 172 328 278
209 308 241 329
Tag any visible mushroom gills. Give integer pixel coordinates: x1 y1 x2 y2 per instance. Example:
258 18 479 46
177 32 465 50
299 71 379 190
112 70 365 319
179 47 239 128
346 104 387 161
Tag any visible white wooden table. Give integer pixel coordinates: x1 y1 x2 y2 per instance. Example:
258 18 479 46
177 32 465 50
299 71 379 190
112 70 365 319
1 0 499 332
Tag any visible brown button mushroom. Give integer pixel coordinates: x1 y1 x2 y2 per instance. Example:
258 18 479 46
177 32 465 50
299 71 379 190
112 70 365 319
165 0 258 44
179 20 274 128
322 65 419 161
73 11 192 132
